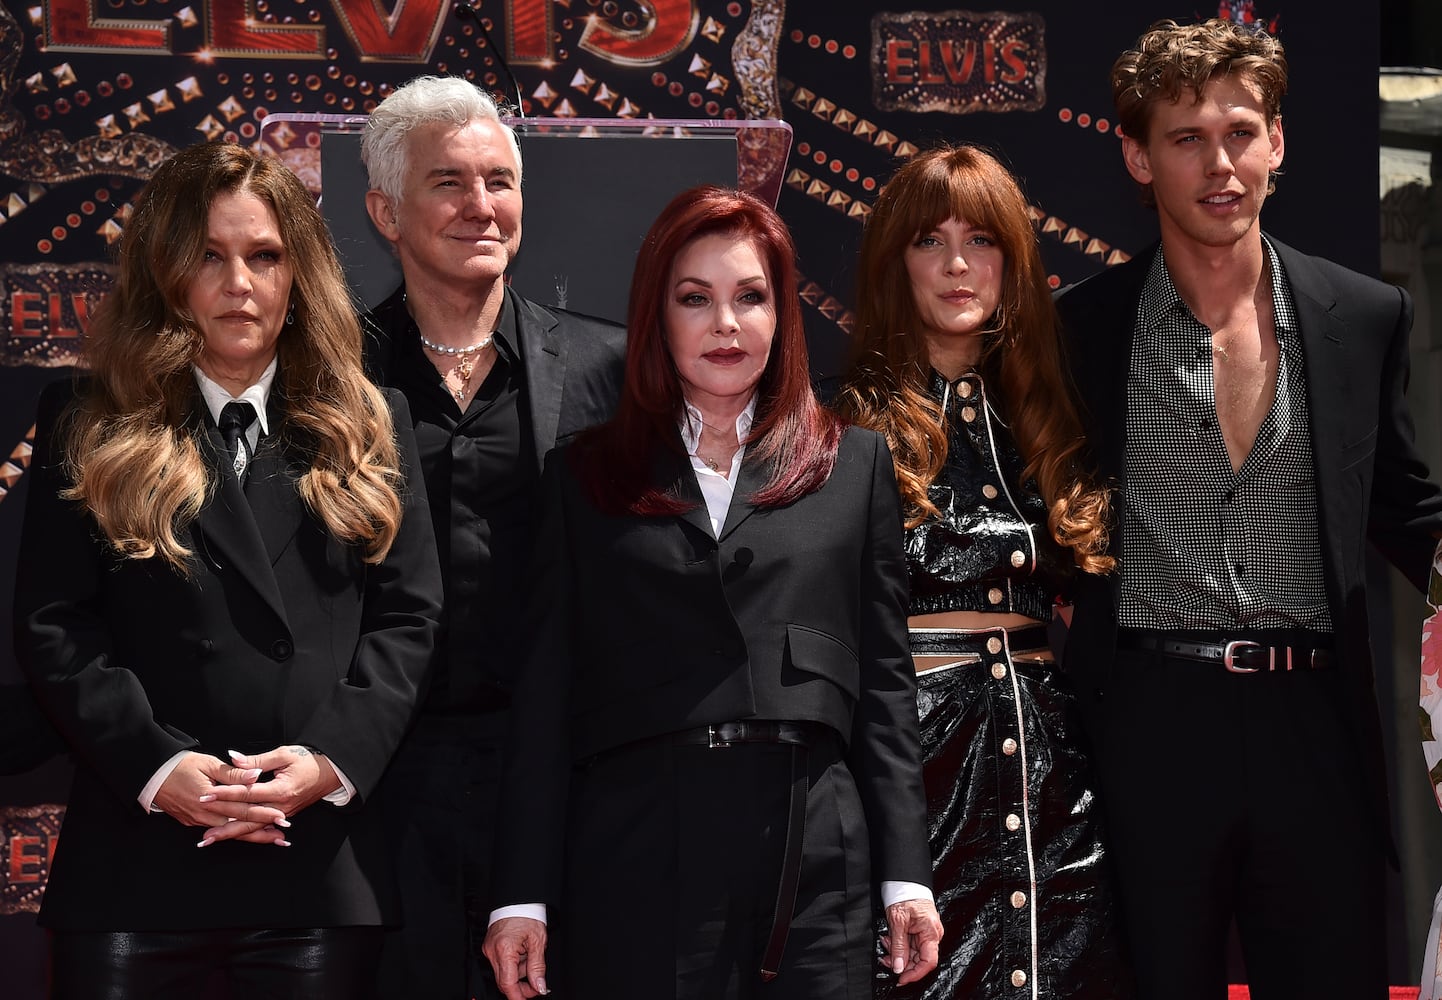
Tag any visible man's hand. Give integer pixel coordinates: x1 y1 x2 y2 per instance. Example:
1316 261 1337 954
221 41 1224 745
482 917 549 999
880 897 943 986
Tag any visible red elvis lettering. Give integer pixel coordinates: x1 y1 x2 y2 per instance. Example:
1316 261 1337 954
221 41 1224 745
44 0 697 65
9 291 93 339
885 38 1030 86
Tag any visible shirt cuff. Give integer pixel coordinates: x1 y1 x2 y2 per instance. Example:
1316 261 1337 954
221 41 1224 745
489 903 547 927
321 757 355 806
880 880 934 908
140 751 191 812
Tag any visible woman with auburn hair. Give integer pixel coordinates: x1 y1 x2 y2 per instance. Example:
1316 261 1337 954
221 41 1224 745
834 145 1129 998
483 185 941 1000
13 141 442 998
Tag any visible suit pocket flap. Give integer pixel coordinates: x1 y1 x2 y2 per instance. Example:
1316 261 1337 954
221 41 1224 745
785 624 859 699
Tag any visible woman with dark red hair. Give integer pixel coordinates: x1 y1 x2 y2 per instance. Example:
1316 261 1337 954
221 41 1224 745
482 185 941 1000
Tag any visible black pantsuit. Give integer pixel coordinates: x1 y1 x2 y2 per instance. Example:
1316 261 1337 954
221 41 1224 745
491 427 931 999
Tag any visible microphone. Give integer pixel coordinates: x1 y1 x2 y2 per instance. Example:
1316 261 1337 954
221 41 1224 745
454 1 527 121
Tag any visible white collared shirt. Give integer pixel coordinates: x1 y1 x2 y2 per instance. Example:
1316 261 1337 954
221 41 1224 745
678 395 756 536
193 358 277 456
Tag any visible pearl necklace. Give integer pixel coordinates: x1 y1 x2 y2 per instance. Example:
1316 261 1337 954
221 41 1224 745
419 332 495 403
419 332 494 356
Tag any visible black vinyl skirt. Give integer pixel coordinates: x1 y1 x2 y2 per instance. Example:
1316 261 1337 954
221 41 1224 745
878 626 1129 999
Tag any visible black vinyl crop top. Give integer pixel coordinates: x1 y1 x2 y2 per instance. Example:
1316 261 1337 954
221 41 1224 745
904 369 1073 621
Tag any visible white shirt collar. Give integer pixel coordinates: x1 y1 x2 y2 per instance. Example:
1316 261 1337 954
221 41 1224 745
678 394 757 453
193 357 277 436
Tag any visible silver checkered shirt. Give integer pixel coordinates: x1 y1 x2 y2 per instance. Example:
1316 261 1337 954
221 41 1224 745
1118 240 1333 631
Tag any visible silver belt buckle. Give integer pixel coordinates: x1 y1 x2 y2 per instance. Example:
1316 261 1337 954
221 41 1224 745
1223 640 1270 673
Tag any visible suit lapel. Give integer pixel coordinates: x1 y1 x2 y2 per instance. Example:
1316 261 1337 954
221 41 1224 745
717 450 768 542
1272 237 1351 590
514 289 567 468
653 444 715 541
1077 249 1152 493
193 421 291 627
244 445 304 568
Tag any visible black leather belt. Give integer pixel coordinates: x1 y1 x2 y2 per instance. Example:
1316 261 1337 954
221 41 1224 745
673 720 817 982
1118 632 1335 673
670 720 815 748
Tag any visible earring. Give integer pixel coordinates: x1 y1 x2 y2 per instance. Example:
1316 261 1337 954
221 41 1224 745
285 304 296 326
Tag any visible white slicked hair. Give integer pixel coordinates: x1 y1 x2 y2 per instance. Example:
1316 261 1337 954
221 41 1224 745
361 75 522 207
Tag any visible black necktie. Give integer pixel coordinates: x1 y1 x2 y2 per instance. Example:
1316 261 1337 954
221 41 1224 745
219 401 257 481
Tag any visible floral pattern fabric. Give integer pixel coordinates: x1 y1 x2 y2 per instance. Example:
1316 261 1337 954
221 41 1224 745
1419 541 1442 998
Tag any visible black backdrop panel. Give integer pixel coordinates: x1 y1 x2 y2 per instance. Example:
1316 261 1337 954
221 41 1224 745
317 127 741 317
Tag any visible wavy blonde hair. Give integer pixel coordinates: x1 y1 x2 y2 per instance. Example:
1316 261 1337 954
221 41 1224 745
62 141 403 572
834 145 1114 574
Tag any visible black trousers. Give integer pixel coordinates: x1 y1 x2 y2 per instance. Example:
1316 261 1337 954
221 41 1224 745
557 733 874 1000
374 714 504 1000
1092 649 1386 1000
48 926 383 1000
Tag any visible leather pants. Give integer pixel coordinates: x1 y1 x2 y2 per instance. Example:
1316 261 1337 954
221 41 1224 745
48 926 384 999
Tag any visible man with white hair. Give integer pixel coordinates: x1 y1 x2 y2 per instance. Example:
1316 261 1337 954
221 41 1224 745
359 75 625 999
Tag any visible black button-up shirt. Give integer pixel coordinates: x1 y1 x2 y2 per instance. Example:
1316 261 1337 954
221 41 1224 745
364 285 538 715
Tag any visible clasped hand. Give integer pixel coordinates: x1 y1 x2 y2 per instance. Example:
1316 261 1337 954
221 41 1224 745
152 746 340 848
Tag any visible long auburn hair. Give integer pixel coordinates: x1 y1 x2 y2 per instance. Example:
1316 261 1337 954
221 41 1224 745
576 185 841 515
62 141 404 572
833 145 1113 573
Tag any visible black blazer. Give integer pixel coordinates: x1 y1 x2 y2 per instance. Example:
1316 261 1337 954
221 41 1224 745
491 426 932 907
12 379 443 930
1056 237 1442 836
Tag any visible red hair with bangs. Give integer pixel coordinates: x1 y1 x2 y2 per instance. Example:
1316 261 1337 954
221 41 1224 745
834 145 1114 574
574 184 841 515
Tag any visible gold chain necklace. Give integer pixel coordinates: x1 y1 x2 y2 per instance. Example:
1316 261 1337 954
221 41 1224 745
421 333 495 403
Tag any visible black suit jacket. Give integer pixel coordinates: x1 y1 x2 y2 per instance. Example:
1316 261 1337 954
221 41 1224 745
1056 237 1442 837
12 379 443 930
491 426 932 908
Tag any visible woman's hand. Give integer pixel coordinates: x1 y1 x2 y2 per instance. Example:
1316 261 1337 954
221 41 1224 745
152 751 290 846
195 746 342 846
482 917 549 999
881 897 944 985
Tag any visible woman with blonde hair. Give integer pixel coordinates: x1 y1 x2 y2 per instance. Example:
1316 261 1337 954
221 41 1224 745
13 140 442 998
835 145 1128 998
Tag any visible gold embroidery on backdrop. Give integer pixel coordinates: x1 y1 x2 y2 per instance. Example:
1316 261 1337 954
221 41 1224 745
0 4 174 184
732 0 789 204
